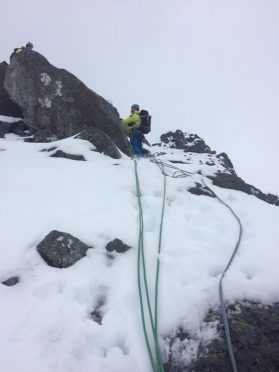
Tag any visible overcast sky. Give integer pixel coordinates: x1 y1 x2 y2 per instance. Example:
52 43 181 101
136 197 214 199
1 0 278 193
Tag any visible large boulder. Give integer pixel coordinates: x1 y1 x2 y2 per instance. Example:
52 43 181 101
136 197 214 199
0 61 23 117
4 50 130 156
76 128 121 159
37 230 91 268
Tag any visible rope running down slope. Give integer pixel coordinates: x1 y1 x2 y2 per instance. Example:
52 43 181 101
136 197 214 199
134 154 241 371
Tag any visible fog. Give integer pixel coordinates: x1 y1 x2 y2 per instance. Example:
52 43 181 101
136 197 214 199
1 0 278 192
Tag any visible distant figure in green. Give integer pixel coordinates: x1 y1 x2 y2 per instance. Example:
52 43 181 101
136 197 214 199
121 104 144 155
10 42 34 60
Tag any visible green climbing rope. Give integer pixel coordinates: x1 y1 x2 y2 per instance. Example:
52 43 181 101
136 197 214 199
150 155 241 372
154 173 166 342
134 159 165 372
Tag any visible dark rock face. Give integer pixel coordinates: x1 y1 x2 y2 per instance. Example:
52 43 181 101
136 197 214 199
1 276 20 286
187 302 279 372
216 152 236 175
37 230 90 268
105 239 132 253
165 302 279 372
0 61 23 118
208 172 279 206
0 121 13 138
50 150 86 161
188 182 215 198
76 128 121 159
0 120 30 138
266 193 279 206
160 130 213 154
4 50 130 156
157 130 279 207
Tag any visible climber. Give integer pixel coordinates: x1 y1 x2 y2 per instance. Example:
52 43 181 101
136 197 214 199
10 42 34 60
122 104 144 156
25 42 34 50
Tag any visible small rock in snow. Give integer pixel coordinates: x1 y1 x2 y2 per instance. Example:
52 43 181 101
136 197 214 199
2 277 20 286
105 239 132 253
37 230 91 268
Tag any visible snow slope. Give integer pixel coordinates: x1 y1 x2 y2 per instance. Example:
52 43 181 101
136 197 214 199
0 134 278 372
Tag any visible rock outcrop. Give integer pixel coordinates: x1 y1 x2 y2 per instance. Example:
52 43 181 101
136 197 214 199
165 302 279 371
188 302 279 372
208 172 279 206
0 62 23 118
156 130 279 207
159 130 213 154
4 50 130 156
37 230 91 268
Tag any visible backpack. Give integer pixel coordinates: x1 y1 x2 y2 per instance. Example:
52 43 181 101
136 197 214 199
139 110 151 134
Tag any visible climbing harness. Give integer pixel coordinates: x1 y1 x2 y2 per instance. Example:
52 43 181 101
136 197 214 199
133 155 242 372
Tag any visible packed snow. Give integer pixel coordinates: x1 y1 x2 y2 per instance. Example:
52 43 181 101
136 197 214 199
0 134 278 372
0 115 22 123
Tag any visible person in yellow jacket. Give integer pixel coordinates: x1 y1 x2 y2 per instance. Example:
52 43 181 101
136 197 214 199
121 104 144 155
10 42 33 60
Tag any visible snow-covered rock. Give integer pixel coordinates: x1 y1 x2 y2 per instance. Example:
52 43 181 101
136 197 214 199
159 130 213 154
154 130 279 206
37 230 91 268
187 302 279 372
